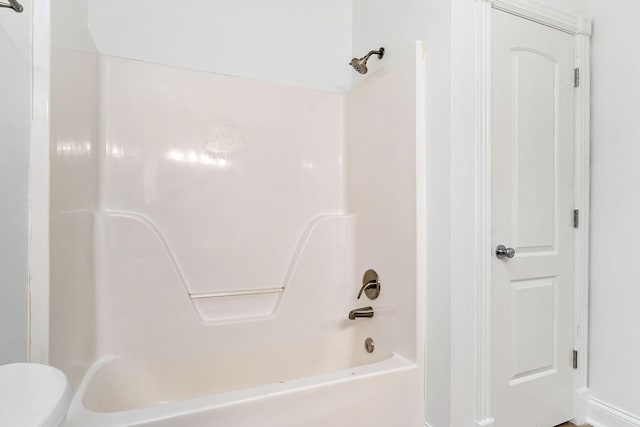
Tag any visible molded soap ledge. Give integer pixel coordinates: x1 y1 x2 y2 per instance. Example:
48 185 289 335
191 292 283 323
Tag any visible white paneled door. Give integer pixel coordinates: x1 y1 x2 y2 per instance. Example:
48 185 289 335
491 9 575 427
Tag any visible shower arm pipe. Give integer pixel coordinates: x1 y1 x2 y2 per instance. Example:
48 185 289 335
361 48 385 61
0 0 23 12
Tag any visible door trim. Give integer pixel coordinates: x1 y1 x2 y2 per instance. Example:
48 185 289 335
473 1 591 426
489 0 592 35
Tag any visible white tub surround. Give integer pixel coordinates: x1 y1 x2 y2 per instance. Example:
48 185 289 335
48 2 427 423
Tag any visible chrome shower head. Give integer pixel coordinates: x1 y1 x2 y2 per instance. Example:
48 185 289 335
349 57 369 74
349 47 385 75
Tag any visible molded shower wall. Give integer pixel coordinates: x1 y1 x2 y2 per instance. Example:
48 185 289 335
92 54 350 364
346 41 422 364
49 4 423 418
50 0 100 388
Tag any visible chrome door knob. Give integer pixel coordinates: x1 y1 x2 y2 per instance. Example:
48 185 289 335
496 245 515 260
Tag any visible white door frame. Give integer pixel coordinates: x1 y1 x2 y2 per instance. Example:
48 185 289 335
473 1 591 425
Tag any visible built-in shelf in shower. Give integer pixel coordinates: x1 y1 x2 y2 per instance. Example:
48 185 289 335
191 291 284 323
189 287 285 299
189 287 285 323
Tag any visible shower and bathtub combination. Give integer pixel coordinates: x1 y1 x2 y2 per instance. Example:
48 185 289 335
46 2 427 426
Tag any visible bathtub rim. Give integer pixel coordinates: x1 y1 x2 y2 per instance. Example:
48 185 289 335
64 352 415 427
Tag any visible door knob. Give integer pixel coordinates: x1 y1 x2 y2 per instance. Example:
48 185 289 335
496 245 515 260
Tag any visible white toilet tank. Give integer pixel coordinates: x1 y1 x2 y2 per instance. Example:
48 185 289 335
0 363 71 427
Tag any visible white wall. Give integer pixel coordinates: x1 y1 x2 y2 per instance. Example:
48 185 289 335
448 1 477 425
52 0 95 51
0 0 31 364
87 0 353 92
587 0 640 422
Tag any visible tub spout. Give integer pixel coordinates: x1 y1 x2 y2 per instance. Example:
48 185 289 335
348 306 374 320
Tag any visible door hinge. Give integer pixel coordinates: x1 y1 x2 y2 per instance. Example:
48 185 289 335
573 209 580 228
573 350 579 369
574 68 580 87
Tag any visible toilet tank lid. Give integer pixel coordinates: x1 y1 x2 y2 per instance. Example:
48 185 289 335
0 363 71 427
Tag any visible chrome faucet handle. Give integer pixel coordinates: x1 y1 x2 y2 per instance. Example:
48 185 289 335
357 280 380 299
357 269 381 300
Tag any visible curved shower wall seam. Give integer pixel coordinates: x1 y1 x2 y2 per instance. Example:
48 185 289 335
280 213 351 287
97 209 350 300
99 210 192 298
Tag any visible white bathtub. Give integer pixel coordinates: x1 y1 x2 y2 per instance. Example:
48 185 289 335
65 347 419 427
